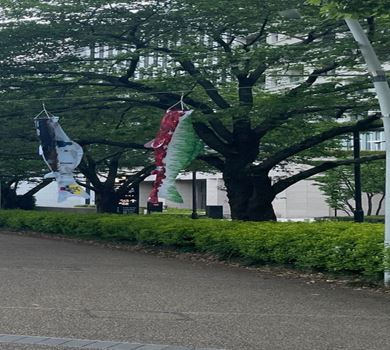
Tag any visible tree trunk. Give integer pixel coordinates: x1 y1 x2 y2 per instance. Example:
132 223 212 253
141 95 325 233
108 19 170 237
95 189 119 213
223 166 276 221
0 186 17 209
376 193 385 216
366 193 373 216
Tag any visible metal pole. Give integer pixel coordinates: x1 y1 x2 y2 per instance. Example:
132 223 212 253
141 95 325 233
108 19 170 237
382 117 390 285
345 19 390 285
191 171 198 219
353 130 364 222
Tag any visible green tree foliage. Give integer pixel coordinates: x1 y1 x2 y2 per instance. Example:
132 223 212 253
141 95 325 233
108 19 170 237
0 0 388 219
0 112 47 208
309 0 390 18
316 166 355 215
316 158 385 216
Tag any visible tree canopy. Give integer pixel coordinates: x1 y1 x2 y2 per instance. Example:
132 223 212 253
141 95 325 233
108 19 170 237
0 0 388 219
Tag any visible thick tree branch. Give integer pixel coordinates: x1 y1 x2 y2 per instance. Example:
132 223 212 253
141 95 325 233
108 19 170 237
247 64 267 85
272 154 385 195
287 63 338 97
243 16 269 49
213 35 242 77
209 117 234 143
197 154 225 171
116 164 154 198
179 60 230 109
75 180 96 192
7 67 213 113
238 77 253 107
106 155 120 189
193 122 235 156
77 154 103 191
137 45 226 112
257 115 381 171
22 178 53 197
122 56 140 80
77 139 147 150
298 23 344 45
254 105 356 137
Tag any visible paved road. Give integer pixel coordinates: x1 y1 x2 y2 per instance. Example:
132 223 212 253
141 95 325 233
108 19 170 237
1 231 390 350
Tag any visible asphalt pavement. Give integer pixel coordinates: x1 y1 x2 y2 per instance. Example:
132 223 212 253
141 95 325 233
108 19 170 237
1 231 390 350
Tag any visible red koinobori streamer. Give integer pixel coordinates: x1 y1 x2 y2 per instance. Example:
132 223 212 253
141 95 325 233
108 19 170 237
145 108 203 204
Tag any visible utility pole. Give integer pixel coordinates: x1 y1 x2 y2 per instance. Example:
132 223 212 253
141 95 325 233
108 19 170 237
353 130 364 222
191 171 198 219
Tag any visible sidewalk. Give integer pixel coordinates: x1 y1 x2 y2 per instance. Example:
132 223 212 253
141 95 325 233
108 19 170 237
1 231 390 350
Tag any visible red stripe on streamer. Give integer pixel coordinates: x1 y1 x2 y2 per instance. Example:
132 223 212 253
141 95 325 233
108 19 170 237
145 109 186 204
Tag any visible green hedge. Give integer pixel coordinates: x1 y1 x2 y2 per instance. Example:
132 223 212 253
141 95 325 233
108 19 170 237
0 210 388 280
317 216 385 223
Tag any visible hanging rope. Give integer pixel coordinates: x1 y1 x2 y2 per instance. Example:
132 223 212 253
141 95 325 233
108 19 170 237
167 93 190 111
34 103 53 119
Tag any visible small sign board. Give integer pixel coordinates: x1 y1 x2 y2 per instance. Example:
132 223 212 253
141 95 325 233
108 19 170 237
117 185 139 214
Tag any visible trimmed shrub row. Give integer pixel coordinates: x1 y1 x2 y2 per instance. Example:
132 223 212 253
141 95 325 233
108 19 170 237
0 210 387 280
317 216 385 223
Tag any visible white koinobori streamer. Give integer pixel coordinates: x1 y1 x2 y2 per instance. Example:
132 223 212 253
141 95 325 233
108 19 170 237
35 115 89 202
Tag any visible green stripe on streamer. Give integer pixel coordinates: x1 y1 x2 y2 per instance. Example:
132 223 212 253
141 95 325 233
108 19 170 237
159 111 203 203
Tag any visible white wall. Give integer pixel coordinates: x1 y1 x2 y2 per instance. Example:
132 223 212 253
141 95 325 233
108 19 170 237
206 178 230 216
140 180 192 209
273 179 332 219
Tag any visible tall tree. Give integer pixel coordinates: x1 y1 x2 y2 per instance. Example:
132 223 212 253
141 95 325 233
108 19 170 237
0 0 388 220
